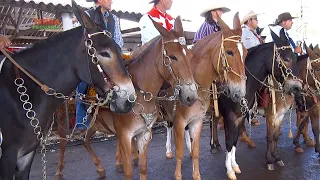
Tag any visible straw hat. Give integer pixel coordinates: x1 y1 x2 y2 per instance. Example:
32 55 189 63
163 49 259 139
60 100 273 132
199 2 231 17
240 10 263 25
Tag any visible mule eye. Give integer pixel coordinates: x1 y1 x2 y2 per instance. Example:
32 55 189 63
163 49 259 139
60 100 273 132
100 52 111 58
169 55 178 61
226 51 234 56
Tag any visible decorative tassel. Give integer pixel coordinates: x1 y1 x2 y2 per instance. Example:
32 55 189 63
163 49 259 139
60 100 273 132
288 129 293 138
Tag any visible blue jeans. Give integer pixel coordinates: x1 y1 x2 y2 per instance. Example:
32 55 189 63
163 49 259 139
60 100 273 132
75 82 90 130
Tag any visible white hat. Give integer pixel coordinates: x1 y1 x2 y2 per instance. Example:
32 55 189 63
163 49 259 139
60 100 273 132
199 3 231 17
240 10 263 25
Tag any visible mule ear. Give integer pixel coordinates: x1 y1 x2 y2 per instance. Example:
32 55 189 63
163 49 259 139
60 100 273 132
174 16 184 36
217 12 231 33
314 44 320 56
72 0 97 31
270 28 281 43
306 46 318 59
279 28 289 44
149 15 169 36
233 12 241 32
309 43 314 50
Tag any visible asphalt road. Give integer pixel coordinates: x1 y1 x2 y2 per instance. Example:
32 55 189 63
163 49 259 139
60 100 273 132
30 114 320 180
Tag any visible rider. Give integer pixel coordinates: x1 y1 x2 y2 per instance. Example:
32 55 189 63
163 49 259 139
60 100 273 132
265 12 302 55
193 2 230 44
74 0 123 136
139 0 174 45
241 10 265 126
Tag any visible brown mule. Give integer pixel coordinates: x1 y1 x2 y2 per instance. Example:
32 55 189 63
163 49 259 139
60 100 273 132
55 16 198 180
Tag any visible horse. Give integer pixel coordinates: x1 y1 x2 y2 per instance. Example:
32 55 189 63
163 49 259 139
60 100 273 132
54 16 198 180
293 46 320 155
209 29 305 179
0 1 136 179
158 12 246 180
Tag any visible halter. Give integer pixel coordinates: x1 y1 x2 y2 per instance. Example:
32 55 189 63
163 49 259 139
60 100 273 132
305 57 320 95
217 35 247 83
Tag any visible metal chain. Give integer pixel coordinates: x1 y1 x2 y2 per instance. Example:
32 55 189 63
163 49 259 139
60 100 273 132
14 78 47 180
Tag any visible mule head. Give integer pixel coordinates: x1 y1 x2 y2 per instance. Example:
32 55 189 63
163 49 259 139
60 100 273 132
149 15 198 106
216 12 246 102
72 0 136 113
269 28 303 95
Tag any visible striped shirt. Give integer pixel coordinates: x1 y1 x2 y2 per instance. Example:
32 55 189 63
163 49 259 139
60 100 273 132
193 21 221 44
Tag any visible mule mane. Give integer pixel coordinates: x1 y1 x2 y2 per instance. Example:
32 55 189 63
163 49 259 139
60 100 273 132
246 42 274 56
12 26 83 58
130 36 161 60
193 31 222 49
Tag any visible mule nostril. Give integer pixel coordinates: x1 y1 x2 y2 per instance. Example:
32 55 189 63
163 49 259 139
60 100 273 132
187 97 191 103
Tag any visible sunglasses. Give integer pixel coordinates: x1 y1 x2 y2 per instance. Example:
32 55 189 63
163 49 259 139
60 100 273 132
251 17 258 21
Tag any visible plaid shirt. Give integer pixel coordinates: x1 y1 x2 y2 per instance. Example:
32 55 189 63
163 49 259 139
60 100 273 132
105 13 123 48
193 21 221 44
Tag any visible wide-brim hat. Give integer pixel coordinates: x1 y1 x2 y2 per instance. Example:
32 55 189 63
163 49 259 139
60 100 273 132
200 3 231 17
240 10 263 25
276 12 297 24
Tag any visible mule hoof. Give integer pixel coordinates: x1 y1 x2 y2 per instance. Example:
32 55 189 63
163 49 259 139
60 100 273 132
133 157 139 166
304 139 315 147
266 164 274 170
226 172 237 180
116 164 124 173
55 174 63 180
210 148 218 154
97 170 106 177
232 166 241 174
175 175 182 180
166 152 173 159
247 141 256 148
276 160 285 167
189 153 193 159
295 146 304 153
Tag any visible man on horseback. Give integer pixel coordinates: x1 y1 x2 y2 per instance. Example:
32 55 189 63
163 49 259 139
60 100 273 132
74 0 123 135
265 12 302 54
240 10 265 126
139 0 174 44
193 2 230 43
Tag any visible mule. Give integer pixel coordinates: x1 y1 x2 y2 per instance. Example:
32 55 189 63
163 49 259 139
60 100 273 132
159 12 247 180
209 29 304 179
0 1 136 179
54 16 198 180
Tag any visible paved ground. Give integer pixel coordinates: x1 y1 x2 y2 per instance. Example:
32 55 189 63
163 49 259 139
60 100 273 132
30 113 320 180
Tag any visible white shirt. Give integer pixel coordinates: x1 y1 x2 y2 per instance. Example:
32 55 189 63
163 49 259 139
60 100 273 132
241 25 261 49
139 7 175 44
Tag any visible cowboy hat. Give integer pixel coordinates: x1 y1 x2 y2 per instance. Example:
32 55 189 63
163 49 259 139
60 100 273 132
276 12 297 24
199 2 230 17
240 10 263 25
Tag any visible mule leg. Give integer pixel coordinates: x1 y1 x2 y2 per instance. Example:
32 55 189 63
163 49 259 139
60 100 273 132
188 119 203 180
210 115 222 154
136 132 151 180
165 121 174 159
131 138 139 166
83 128 106 177
271 110 287 168
265 114 275 170
293 112 309 153
173 118 185 180
118 134 134 180
115 142 124 173
309 107 320 155
239 122 256 148
184 125 192 158
15 150 36 180
0 149 17 179
55 112 68 179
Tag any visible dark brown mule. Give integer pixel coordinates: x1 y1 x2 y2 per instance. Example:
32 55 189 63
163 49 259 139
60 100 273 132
293 47 320 154
55 16 198 180
160 13 246 180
